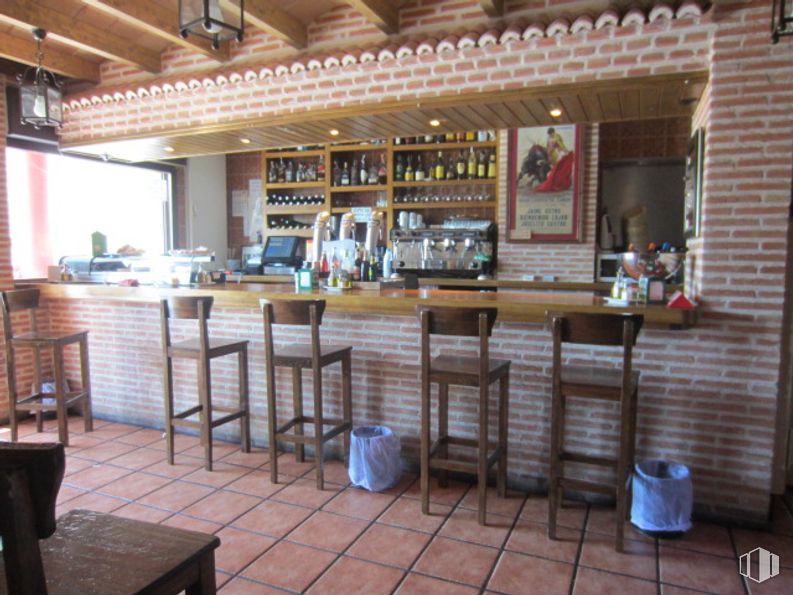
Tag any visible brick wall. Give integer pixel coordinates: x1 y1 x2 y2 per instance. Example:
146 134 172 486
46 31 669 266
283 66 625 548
4 1 791 522
226 152 261 254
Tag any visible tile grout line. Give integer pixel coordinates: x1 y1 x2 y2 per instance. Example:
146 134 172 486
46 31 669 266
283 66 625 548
727 524 751 595
476 491 530 595
566 502 591 595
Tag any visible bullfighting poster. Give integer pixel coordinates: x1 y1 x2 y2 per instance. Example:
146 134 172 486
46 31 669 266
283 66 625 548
507 124 583 242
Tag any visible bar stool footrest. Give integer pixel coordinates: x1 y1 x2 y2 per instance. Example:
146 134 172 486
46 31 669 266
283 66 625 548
210 410 247 428
558 477 616 496
560 451 618 469
429 436 501 474
16 391 88 411
173 405 202 419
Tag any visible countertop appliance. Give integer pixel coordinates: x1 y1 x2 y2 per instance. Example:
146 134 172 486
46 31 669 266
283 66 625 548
390 221 496 278
59 254 128 274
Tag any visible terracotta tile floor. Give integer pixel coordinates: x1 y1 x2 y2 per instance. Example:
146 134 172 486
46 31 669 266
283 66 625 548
5 415 793 594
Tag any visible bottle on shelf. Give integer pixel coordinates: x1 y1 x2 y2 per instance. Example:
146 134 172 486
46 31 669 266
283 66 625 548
456 151 466 180
359 155 368 185
487 152 497 179
341 161 351 186
368 157 378 185
268 162 277 183
405 157 414 182
477 130 489 142
477 151 487 179
435 151 445 180
467 147 477 179
445 155 456 180
428 153 436 181
317 156 325 181
415 154 425 181
395 154 405 182
423 134 434 144
377 154 387 184
456 131 465 142
368 253 377 281
351 159 359 184
332 159 341 186
465 130 476 141
285 159 294 183
277 158 286 183
445 132 455 143
295 162 304 183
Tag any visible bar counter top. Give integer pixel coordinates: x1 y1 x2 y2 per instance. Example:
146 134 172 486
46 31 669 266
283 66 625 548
35 281 697 328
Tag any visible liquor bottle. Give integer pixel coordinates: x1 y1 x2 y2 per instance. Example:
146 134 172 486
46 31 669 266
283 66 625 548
456 151 466 179
415 154 425 181
341 162 350 186
446 155 456 180
445 132 455 143
317 156 326 181
378 154 387 184
268 161 277 183
428 153 437 181
465 130 476 141
285 159 294 183
332 159 341 186
368 158 378 185
351 159 358 185
487 152 497 179
405 157 414 182
477 151 487 179
394 136 402 145
368 254 377 281
295 162 304 183
477 130 489 142
277 158 286 183
456 131 465 142
435 151 445 180
467 147 477 179
395 154 405 182
424 134 434 144
435 134 445 143
359 155 368 185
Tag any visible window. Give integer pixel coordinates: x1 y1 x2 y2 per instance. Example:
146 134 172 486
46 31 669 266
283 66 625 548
6 148 173 278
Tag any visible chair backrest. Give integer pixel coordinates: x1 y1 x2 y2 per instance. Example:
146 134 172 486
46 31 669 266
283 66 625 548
260 299 325 373
547 312 644 395
416 306 498 383
0 442 65 595
160 296 214 354
1 288 41 340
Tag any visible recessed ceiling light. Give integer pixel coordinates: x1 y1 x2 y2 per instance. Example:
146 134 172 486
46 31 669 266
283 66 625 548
429 119 441 127
240 137 251 144
329 129 340 136
164 146 175 152
549 108 563 118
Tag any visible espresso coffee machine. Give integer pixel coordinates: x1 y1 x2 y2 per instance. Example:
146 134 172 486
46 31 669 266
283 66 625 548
390 220 496 278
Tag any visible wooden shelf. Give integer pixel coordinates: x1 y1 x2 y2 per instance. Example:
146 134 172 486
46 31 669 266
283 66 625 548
263 228 313 237
393 178 496 188
265 205 325 215
392 201 497 210
329 143 388 152
329 184 388 193
265 181 326 190
393 141 497 152
330 207 386 214
264 149 325 158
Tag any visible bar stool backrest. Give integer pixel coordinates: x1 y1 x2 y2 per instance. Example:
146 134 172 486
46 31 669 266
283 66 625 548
260 299 326 371
1 288 41 337
160 296 214 354
416 306 498 385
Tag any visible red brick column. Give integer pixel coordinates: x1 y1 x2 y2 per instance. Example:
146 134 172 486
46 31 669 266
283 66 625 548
0 77 13 421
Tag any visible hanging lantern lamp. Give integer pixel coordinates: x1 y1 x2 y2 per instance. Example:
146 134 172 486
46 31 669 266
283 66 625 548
17 28 63 129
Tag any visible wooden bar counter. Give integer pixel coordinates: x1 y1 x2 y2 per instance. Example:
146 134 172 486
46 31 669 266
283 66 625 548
35 281 696 329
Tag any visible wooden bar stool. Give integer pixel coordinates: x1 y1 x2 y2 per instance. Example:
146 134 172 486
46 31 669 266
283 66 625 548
547 312 643 553
160 296 250 471
416 305 510 525
261 299 352 490
1 288 92 447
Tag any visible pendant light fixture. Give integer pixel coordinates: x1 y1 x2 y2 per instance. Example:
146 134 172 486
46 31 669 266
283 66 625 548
17 28 63 129
179 0 244 50
772 0 793 43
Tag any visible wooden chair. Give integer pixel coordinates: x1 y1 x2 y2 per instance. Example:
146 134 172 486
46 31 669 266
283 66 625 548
547 312 643 553
0 442 219 594
1 288 92 447
160 296 250 471
261 298 352 490
416 305 510 525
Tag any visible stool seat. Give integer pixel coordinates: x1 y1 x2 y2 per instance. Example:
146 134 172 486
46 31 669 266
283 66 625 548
161 296 250 472
262 299 353 490
561 365 640 399
430 355 510 387
10 330 87 347
2 289 92 447
273 344 352 368
169 337 249 359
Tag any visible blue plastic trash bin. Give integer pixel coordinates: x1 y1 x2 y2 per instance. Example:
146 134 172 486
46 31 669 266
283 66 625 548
348 426 401 492
631 459 692 533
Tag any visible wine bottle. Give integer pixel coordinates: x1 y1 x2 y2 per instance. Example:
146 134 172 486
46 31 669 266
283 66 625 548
456 151 466 179
405 157 414 182
467 147 477 179
477 151 487 179
378 154 387 184
317 156 325 181
415 154 425 181
332 159 341 186
341 162 350 186
395 154 405 181
487 152 497 179
435 151 445 180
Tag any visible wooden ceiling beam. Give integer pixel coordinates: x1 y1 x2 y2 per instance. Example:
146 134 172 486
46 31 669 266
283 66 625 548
478 0 504 17
0 30 100 82
221 0 306 49
80 0 230 62
0 0 161 73
345 0 399 34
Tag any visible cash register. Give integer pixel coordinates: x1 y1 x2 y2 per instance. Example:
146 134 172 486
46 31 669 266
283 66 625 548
249 235 305 275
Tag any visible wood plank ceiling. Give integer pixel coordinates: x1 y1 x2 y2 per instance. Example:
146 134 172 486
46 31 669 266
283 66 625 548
0 1 707 162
